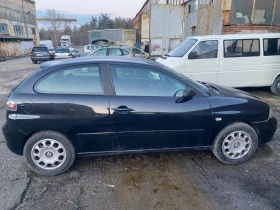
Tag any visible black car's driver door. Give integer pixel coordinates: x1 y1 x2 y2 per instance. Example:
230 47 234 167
109 64 212 151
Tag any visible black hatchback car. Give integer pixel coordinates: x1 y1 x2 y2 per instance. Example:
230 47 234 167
2 57 277 175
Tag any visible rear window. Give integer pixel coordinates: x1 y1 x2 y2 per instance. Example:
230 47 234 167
33 47 48 52
55 48 70 53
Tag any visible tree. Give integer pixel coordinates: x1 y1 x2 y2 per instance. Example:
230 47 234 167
90 17 98 29
98 13 114 29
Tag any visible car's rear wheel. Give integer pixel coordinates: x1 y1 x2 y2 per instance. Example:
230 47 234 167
212 122 258 164
271 76 280 96
32 60 37 64
23 131 76 175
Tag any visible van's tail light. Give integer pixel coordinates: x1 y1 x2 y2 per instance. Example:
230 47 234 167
7 100 17 111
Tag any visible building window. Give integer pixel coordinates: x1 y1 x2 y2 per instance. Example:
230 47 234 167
13 25 24 35
224 39 260 58
253 0 274 24
230 0 253 24
231 0 278 25
0 23 8 34
263 38 280 56
31 28 35 34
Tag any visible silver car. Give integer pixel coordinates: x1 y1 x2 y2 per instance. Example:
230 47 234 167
88 47 134 57
54 48 73 60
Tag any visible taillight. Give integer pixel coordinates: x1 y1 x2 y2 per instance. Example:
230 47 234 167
47 52 51 56
67 54 71 56
7 100 17 111
54 54 57 57
30 53 33 56
83 50 85 52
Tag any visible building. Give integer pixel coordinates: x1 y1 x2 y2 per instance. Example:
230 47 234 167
0 0 39 57
133 0 280 56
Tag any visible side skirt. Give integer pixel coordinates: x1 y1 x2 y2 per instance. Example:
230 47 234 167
77 146 212 157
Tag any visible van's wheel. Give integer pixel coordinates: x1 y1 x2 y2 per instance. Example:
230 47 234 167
271 76 280 96
212 122 258 165
23 131 76 176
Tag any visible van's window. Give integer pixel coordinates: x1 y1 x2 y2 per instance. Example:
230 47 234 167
224 39 260 58
167 39 197 57
263 38 280 56
35 65 103 95
189 40 218 59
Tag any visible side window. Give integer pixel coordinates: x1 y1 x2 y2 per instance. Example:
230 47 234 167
121 49 129 55
109 48 122 56
263 38 280 56
189 40 218 59
93 48 107 56
132 48 142 54
35 65 103 95
110 65 185 97
224 39 260 58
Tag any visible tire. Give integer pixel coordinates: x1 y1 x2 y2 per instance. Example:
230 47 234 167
212 122 258 165
270 76 280 96
32 60 37 64
23 131 76 176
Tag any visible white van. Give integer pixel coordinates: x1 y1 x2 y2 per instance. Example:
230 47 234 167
157 33 280 96
40 40 55 53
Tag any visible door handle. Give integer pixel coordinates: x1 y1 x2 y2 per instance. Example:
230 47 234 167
111 106 134 113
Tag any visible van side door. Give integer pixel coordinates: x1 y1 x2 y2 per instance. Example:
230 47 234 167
185 40 219 83
217 39 262 87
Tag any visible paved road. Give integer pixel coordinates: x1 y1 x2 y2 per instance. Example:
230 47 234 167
0 57 279 210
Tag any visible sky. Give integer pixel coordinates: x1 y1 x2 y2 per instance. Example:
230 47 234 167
36 0 147 26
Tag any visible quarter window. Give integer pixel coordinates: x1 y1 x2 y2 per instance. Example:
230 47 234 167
263 38 280 56
35 65 103 95
121 49 129 55
110 65 185 97
224 39 260 58
189 40 218 59
131 48 142 54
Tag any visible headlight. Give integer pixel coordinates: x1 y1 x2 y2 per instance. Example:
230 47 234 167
269 108 274 119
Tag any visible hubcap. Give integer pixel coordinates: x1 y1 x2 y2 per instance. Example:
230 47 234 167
31 139 66 170
222 131 251 159
277 82 280 91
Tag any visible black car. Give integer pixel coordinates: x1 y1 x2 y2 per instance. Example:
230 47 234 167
31 46 54 64
2 57 277 175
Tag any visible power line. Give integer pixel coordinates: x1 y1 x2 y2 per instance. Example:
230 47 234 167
36 8 101 17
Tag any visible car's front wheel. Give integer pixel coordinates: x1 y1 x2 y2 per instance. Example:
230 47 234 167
23 131 76 175
212 122 258 165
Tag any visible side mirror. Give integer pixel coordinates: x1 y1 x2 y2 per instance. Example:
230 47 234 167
188 51 198 59
183 88 196 99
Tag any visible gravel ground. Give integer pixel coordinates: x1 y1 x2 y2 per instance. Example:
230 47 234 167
0 57 279 210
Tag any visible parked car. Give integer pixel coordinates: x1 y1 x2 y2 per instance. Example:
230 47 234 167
2 57 277 175
88 47 134 57
129 47 149 59
30 46 53 64
54 47 74 60
157 33 280 96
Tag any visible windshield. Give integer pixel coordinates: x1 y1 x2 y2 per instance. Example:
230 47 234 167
167 39 197 57
161 64 210 94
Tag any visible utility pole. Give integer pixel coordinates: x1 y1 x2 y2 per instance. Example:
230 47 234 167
21 0 28 37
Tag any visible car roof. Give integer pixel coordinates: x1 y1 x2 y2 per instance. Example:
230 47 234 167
40 57 161 70
189 33 280 40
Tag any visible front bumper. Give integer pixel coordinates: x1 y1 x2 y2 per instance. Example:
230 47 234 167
2 120 27 156
253 117 278 144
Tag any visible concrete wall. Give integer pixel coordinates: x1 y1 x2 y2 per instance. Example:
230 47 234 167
0 40 33 56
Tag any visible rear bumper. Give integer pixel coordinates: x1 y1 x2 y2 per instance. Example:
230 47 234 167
31 57 51 61
2 120 27 156
253 117 278 144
